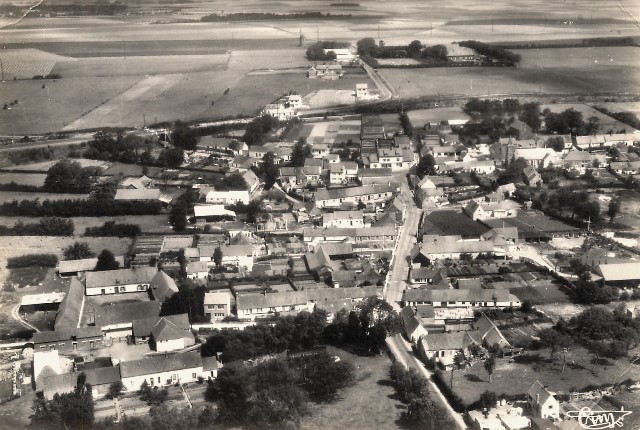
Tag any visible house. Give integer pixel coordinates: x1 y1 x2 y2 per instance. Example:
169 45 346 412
527 381 560 419
308 63 344 80
440 159 496 174
514 148 559 168
403 288 521 309
242 170 260 193
150 316 195 352
400 306 428 343
32 327 103 353
186 261 210 279
120 350 206 391
609 160 640 175
446 44 479 62
204 291 231 321
431 146 460 158
262 94 301 120
197 136 247 155
119 175 153 190
329 162 359 185
193 205 236 221
523 166 542 186
358 168 394 185
204 189 250 205
256 213 291 232
563 150 593 171
84 267 158 296
324 48 357 64
595 262 640 285
219 244 254 272
464 201 515 221
322 210 365 228
94 301 162 338
356 83 369 98
474 314 511 349
364 147 414 172
313 184 395 209
418 331 476 367
604 133 639 146
416 236 495 263
33 350 62 387
575 134 607 150
303 225 396 251
149 270 179 302
114 188 162 201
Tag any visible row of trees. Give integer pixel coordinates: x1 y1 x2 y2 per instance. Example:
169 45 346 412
7 253 58 268
463 98 542 132
0 217 74 236
458 40 521 65
0 199 162 218
545 108 600 136
243 115 279 146
44 159 101 193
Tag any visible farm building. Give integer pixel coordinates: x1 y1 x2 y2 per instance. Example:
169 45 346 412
194 204 237 221
446 44 480 62
32 327 103 353
84 267 158 296
57 256 125 278
40 366 121 401
204 189 250 205
149 270 179 302
422 210 489 239
313 184 395 209
19 292 65 313
403 288 521 309
93 301 162 338
54 278 84 330
308 63 343 80
595 262 640 285
114 188 162 201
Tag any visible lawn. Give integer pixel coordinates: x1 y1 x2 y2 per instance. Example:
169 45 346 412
509 282 571 305
300 347 403 430
0 173 47 187
450 345 640 406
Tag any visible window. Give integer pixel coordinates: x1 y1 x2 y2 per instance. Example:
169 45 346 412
192 373 197 379
150 378 154 386
172 374 178 381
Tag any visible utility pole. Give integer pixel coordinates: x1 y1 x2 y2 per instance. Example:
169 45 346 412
586 216 591 232
0 58 4 82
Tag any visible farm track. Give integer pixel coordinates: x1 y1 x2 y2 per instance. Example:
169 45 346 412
617 0 640 29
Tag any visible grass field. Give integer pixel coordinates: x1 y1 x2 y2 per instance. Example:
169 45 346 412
300 347 403 430
0 214 171 234
7 158 108 172
0 192 90 204
0 173 46 186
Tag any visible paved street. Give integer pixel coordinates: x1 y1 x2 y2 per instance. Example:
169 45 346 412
384 180 422 310
386 334 466 430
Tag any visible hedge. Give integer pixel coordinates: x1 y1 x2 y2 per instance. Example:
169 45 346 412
7 254 58 268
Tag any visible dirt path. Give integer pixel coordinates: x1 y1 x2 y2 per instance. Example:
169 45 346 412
10 305 39 333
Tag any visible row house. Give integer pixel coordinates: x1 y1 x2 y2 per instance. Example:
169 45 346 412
313 184 395 209
438 159 495 174
576 133 638 150
610 160 640 175
308 63 344 80
204 189 250 205
403 288 521 309
196 136 248 156
303 225 396 251
322 210 365 228
279 165 323 190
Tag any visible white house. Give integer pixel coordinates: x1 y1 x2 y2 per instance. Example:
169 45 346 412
150 317 195 352
322 210 365 228
527 381 560 419
219 244 254 272
400 306 428 343
84 267 158 296
403 288 521 309
514 148 559 168
205 189 250 205
193 205 236 220
186 261 210 279
119 351 207 391
314 184 395 209
204 291 232 321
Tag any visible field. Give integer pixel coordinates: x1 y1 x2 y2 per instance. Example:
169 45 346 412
7 158 109 172
614 189 640 233
0 215 172 234
541 103 637 133
595 101 640 117
0 192 90 204
0 173 46 186
450 344 640 405
300 347 403 430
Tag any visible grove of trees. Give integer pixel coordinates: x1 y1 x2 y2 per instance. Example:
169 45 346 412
44 160 100 193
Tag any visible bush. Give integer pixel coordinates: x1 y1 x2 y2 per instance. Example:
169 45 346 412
7 254 58 268
0 199 162 217
85 221 141 237
431 370 467 412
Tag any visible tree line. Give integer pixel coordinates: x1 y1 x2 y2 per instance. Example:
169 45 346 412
356 38 448 62
85 221 141 238
7 254 58 269
305 41 351 61
0 199 162 218
458 40 521 65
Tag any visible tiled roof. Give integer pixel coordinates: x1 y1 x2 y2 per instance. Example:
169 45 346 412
120 350 202 378
54 277 84 330
85 267 158 290
114 188 161 200
149 271 178 302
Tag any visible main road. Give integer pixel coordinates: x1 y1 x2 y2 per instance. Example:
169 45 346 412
384 177 422 310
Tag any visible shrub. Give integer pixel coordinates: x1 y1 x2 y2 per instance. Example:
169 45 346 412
431 370 466 412
7 254 58 268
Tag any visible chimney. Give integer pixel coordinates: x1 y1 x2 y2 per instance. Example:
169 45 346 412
536 393 540 405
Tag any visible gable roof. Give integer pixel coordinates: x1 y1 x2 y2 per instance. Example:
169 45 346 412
422 331 474 351
149 270 178 302
95 301 161 328
151 317 193 342
527 381 556 405
54 277 84 330
133 314 190 338
403 288 518 304
400 306 423 337
120 350 202 378
58 256 125 274
85 267 158 290
314 184 395 201
595 262 640 282
237 286 377 311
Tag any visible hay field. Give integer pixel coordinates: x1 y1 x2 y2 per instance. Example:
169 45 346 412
541 103 637 133
0 76 142 134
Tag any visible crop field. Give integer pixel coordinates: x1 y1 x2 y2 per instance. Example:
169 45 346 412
0 76 141 135
8 158 109 172
0 48 76 80
541 103 637 133
595 101 640 117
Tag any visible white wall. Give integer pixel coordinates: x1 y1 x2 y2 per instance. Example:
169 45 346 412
122 366 204 391
86 283 149 296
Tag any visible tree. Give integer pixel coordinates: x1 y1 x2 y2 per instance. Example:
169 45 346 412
138 381 168 406
608 199 621 222
400 396 449 429
291 138 312 167
538 328 572 358
171 121 198 150
520 102 541 131
213 246 223 267
356 37 377 56
416 154 436 177
106 381 124 400
95 249 120 271
407 40 423 57
157 147 184 168
479 391 498 410
484 355 495 383
259 151 279 189
63 241 95 260
31 373 94 430
44 159 96 193
293 352 355 402
586 116 600 135
547 136 565 152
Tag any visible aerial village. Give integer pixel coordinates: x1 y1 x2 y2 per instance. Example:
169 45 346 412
1 40 640 430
